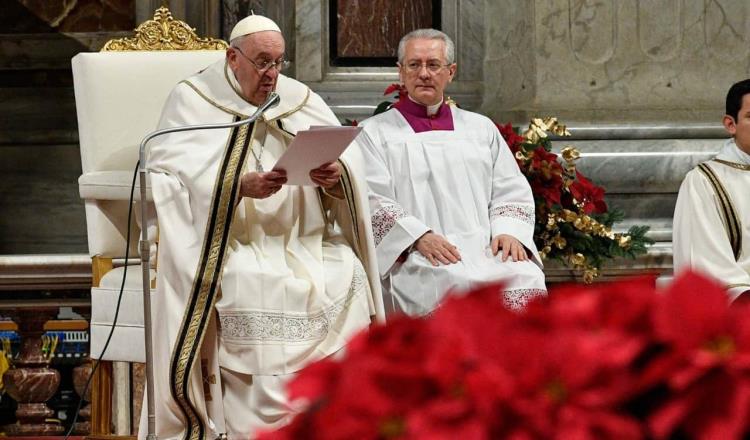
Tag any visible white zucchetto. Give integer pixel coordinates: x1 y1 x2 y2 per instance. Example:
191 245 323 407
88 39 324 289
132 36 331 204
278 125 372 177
229 14 281 42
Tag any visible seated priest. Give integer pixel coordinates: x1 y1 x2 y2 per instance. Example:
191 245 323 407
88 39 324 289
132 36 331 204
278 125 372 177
355 29 547 317
673 78 750 301
142 14 384 439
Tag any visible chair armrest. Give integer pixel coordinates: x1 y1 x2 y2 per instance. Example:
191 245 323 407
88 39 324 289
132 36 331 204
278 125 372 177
79 170 152 201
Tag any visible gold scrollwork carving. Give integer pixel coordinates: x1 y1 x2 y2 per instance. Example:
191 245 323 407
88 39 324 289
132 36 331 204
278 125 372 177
101 7 227 51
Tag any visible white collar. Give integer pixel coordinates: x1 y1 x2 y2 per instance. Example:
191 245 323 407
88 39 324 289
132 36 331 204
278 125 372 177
408 95 443 116
718 138 750 166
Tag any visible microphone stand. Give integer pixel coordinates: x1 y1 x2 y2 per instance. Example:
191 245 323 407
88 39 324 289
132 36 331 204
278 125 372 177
137 92 280 440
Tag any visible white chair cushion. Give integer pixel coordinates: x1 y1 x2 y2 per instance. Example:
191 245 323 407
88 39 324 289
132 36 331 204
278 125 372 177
90 265 151 363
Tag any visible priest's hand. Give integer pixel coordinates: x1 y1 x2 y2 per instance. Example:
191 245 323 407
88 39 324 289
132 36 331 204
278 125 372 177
415 232 461 266
310 161 342 189
239 170 287 199
491 234 529 262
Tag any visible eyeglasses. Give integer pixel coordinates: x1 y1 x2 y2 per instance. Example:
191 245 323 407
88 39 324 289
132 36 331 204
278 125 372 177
234 47 290 73
401 61 452 74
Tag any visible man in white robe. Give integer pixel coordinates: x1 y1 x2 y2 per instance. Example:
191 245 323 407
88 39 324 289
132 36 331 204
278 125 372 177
356 29 547 316
673 79 750 301
143 15 384 439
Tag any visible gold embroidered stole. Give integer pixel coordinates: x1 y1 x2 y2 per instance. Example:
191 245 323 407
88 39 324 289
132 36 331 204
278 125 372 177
169 117 252 440
697 162 742 260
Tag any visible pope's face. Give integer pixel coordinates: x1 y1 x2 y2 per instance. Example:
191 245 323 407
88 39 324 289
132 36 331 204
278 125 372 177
724 94 750 155
226 31 285 106
398 38 456 107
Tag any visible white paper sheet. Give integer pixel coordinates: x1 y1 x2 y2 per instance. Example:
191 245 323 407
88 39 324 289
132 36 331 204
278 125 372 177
272 126 362 185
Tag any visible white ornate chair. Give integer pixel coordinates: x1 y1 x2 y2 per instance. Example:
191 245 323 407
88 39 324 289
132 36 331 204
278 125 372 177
72 8 226 436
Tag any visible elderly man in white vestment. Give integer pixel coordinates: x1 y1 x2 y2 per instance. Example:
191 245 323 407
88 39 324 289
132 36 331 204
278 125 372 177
355 29 547 317
674 79 750 302
142 15 384 439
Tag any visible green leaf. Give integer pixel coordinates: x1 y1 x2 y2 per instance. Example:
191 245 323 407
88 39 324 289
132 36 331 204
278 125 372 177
374 101 393 115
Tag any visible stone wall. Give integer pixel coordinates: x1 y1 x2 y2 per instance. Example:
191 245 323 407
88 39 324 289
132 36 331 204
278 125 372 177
482 0 749 124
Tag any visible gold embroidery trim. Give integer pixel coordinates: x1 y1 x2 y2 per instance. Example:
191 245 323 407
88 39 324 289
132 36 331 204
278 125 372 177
713 158 750 171
101 7 227 51
266 121 295 141
170 120 251 440
265 88 311 122
338 159 362 256
697 163 742 260
181 80 248 118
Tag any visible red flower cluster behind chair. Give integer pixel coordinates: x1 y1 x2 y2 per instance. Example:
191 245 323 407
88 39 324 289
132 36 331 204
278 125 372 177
497 122 607 214
260 271 750 440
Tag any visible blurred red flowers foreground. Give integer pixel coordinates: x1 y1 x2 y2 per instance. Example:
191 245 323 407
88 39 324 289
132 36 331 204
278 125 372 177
261 271 750 440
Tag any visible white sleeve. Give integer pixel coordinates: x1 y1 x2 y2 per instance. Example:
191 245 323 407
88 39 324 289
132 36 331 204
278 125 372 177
356 125 430 276
487 127 541 265
673 170 750 301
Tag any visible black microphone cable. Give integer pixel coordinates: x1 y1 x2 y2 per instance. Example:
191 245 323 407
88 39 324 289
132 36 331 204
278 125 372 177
64 159 139 439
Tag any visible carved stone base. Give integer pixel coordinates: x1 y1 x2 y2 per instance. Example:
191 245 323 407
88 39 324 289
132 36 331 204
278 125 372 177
3 419 65 436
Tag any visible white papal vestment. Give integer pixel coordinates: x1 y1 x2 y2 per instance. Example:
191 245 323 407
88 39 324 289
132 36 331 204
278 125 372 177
142 59 384 439
356 102 547 316
674 138 750 300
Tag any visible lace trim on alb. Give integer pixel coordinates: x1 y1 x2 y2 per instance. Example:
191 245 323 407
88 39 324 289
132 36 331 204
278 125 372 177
503 288 547 310
372 204 407 246
490 204 535 226
218 261 367 343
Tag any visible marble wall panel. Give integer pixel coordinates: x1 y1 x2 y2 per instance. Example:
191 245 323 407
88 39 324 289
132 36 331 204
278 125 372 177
453 0 484 81
568 0 616 64
295 0 323 82
333 0 435 60
1 0 135 33
704 0 749 61
482 0 750 124
637 0 681 61
482 0 535 110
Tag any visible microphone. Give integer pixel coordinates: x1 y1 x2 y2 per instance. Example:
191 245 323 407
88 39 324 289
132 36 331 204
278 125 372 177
135 90 279 440
138 90 280 165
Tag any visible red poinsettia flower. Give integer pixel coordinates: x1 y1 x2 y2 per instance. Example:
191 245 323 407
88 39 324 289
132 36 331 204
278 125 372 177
383 83 407 101
496 122 526 151
524 147 564 207
569 170 607 214
644 272 750 440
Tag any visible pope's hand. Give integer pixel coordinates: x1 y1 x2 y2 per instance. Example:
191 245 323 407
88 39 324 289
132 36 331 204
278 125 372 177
415 232 461 266
239 170 287 199
310 161 341 189
491 234 528 262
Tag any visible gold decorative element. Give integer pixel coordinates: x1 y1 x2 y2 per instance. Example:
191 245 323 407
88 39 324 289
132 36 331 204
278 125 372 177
713 158 750 171
522 117 571 144
101 7 227 51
